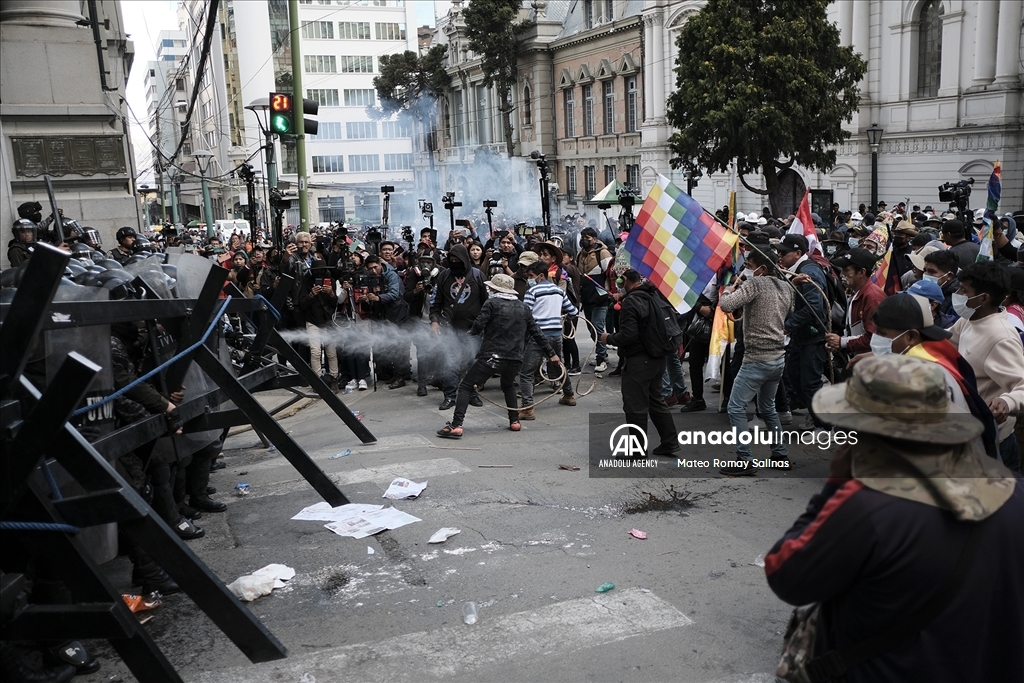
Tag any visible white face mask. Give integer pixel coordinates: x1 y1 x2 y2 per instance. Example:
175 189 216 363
527 278 537 286
922 273 940 285
951 292 981 320
848 237 859 249
870 330 908 356
826 245 837 255
741 268 755 280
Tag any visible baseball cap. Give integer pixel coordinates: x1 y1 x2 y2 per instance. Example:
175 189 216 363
517 250 540 267
775 234 809 254
894 221 919 236
874 292 951 341
906 279 944 305
832 247 877 271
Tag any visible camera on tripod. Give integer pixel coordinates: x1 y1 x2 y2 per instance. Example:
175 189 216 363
419 200 433 217
401 225 413 243
616 185 641 208
443 192 462 211
938 178 973 204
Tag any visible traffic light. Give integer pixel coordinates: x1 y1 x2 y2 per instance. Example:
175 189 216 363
269 92 293 135
301 97 319 136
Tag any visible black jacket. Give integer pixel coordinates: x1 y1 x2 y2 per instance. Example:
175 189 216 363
784 258 828 347
469 297 554 362
7 239 32 267
430 244 488 330
606 282 659 358
766 478 1024 683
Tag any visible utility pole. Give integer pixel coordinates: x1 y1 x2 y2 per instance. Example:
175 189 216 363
288 0 309 233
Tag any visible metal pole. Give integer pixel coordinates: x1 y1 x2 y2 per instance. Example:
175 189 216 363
141 192 150 230
169 179 180 225
870 148 878 213
201 173 215 240
288 0 309 233
265 130 277 190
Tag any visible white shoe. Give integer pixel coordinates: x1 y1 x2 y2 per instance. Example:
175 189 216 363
346 380 357 390
594 361 608 372
358 379 368 390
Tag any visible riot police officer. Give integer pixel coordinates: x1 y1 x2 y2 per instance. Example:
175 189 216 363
7 218 36 267
109 226 136 265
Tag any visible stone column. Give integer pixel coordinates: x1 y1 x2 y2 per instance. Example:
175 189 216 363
0 0 86 25
938 10 964 97
837 0 854 47
852 0 870 96
642 14 655 124
650 11 665 120
994 0 1023 86
972 0 999 85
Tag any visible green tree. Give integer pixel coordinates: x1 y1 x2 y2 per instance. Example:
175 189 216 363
462 0 532 158
371 46 449 181
665 0 866 216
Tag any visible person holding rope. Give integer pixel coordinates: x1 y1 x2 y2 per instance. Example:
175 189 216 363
519 261 579 419
437 274 560 439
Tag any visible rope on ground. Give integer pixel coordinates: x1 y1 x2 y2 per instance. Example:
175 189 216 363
473 361 569 412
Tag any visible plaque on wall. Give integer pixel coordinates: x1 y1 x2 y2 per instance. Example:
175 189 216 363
11 136 127 177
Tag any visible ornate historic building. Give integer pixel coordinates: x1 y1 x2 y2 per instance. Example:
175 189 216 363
640 0 1023 217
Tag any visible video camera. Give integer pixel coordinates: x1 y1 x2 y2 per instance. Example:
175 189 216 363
443 192 461 211
938 178 973 205
617 185 641 208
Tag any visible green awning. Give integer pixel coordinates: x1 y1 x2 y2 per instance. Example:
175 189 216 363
584 180 627 205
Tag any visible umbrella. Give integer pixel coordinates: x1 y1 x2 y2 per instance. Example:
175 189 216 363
584 180 627 205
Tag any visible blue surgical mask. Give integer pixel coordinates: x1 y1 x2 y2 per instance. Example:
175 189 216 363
870 330 908 356
922 273 940 285
527 278 537 286
848 238 859 249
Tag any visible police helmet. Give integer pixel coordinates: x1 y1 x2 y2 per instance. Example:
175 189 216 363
12 218 37 241
116 226 137 244
132 235 152 254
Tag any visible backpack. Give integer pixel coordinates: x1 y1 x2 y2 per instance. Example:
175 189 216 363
638 289 682 357
803 257 847 332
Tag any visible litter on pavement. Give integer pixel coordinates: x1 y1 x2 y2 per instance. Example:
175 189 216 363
428 528 461 544
382 477 427 500
595 582 615 593
367 546 375 555
629 529 647 540
329 449 352 460
750 554 766 568
558 464 580 471
324 507 421 539
234 482 250 496
227 563 295 602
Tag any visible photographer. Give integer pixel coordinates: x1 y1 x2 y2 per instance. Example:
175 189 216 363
405 249 441 397
363 255 412 389
491 232 521 278
226 250 252 294
298 264 340 391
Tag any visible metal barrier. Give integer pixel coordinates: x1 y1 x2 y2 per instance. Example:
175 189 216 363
0 244 376 682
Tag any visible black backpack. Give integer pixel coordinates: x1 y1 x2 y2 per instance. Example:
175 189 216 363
799 259 847 332
638 289 682 357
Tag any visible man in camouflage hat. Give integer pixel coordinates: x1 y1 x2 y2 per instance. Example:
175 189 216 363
766 355 1023 682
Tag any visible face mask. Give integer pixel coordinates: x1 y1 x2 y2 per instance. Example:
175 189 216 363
741 268 755 280
848 238 860 249
448 260 466 276
527 278 537 286
922 273 940 285
826 245 837 255
870 330 907 356
951 293 980 320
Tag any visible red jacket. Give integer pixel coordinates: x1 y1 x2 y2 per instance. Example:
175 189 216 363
843 282 886 354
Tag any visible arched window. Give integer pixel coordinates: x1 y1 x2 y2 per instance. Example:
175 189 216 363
523 85 532 126
917 0 943 98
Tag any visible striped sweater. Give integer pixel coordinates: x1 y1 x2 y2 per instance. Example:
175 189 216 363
524 280 579 333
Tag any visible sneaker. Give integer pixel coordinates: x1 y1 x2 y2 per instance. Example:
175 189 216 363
438 398 456 410
436 423 463 439
559 395 577 406
469 396 483 407
567 366 582 376
358 379 368 391
800 415 815 431
594 361 608 372
719 464 757 477
388 378 406 390
679 399 707 413
779 411 793 425
346 380 357 391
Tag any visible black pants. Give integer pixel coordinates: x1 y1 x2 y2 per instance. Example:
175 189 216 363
788 343 826 425
620 354 677 449
563 315 580 368
453 357 521 427
687 339 711 401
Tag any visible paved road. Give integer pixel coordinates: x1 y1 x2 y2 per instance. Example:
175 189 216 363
90 354 830 683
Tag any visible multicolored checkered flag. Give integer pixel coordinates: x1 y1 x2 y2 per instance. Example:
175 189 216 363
624 175 738 314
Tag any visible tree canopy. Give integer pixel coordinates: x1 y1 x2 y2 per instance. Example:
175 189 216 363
371 45 449 123
665 0 866 215
462 0 532 158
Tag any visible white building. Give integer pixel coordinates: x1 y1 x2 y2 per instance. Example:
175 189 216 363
233 0 419 229
142 31 187 222
640 0 1023 219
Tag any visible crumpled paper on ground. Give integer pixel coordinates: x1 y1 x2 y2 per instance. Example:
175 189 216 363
227 563 295 601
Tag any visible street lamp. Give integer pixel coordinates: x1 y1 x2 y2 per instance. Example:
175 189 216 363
245 98 277 190
138 184 152 229
192 149 216 240
866 123 884 213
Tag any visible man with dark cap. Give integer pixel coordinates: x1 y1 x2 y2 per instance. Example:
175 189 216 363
826 248 885 357
766 355 1023 683
109 226 137 265
889 220 918 287
8 218 36 267
941 219 980 269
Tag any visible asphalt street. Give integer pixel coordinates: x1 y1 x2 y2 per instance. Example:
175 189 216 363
89 346 831 683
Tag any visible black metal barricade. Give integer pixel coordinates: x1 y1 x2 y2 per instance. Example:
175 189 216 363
0 244 376 681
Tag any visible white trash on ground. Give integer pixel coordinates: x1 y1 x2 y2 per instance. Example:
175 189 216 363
428 528 462 544
227 563 295 601
382 477 427 500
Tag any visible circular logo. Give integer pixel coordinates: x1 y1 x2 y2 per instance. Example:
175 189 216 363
609 424 648 458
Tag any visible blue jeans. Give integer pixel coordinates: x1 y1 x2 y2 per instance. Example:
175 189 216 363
661 352 688 398
727 357 788 459
583 303 609 362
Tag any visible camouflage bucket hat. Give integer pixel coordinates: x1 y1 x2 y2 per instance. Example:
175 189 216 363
811 356 983 444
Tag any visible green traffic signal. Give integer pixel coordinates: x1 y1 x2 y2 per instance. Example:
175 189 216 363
271 113 292 134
